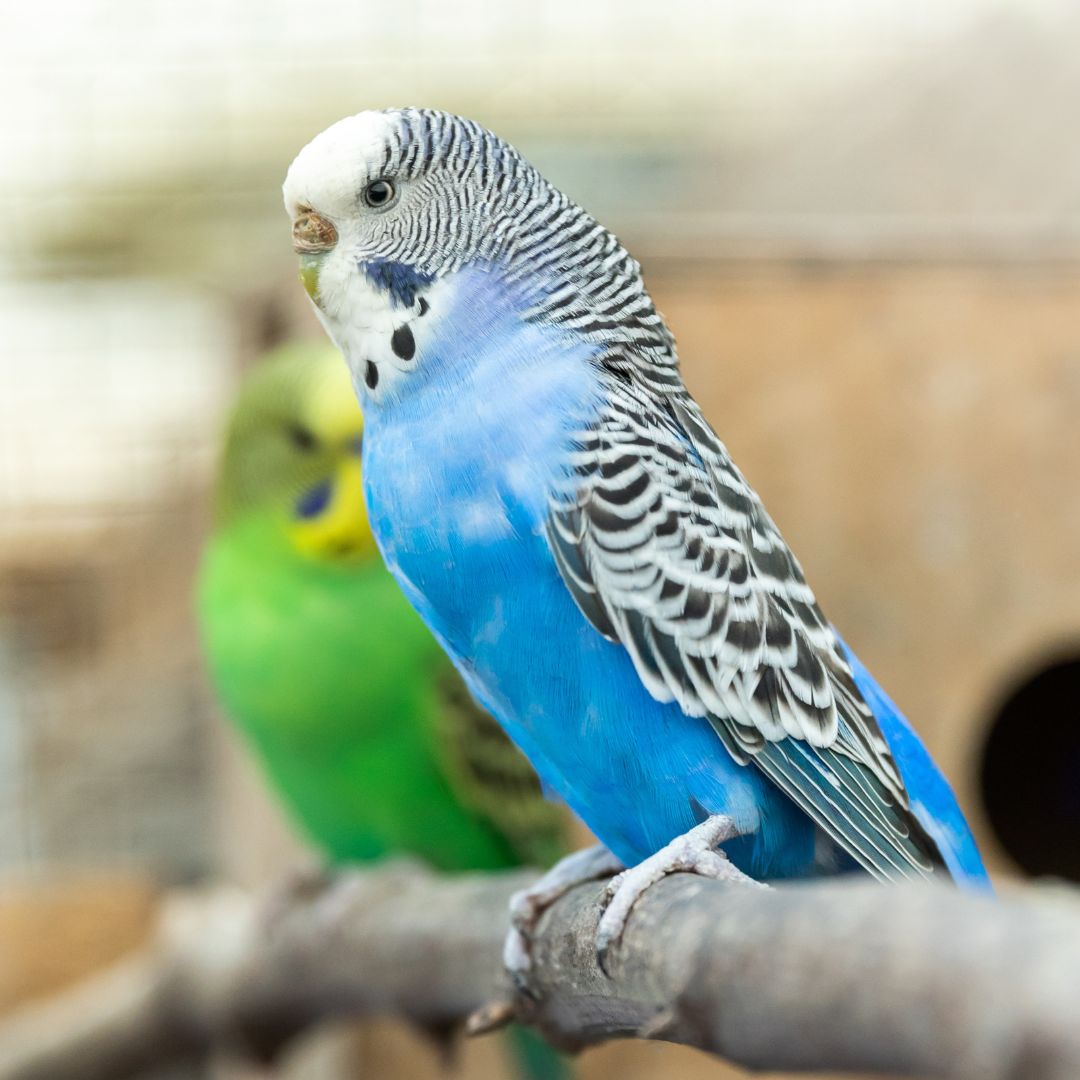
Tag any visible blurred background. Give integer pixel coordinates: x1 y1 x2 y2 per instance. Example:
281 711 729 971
3 0 1080 1076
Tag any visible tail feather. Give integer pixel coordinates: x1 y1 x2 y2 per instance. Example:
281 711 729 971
838 637 990 888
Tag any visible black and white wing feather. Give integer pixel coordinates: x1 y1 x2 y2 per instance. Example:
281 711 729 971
548 371 947 881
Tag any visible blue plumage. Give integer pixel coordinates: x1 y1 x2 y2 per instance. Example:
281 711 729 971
361 258 435 308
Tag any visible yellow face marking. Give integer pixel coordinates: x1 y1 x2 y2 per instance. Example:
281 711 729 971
288 456 377 563
306 358 361 440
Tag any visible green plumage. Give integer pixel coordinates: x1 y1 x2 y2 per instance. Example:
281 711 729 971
201 512 562 869
198 343 568 1078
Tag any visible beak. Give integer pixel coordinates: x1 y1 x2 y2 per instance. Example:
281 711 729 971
298 254 323 302
292 210 338 304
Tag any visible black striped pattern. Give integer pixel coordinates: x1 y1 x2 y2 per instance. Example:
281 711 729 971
370 109 674 363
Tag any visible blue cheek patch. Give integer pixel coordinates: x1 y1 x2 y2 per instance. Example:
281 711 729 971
360 258 435 308
295 480 333 520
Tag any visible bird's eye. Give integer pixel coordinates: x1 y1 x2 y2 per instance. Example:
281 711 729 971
292 210 338 254
287 423 318 452
362 179 397 209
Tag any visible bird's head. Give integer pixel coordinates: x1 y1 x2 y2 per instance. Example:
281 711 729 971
213 342 377 563
283 108 672 402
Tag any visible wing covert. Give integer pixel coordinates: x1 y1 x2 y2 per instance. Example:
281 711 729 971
431 663 566 868
548 374 945 881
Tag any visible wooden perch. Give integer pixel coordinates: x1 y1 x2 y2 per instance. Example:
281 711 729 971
1 862 1080 1080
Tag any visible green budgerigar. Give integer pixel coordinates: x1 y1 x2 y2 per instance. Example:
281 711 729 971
198 342 569 1078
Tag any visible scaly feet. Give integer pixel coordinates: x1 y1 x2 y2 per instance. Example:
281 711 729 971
504 844 625 986
595 814 765 972
504 816 765 985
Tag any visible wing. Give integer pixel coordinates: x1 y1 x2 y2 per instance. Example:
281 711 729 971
547 371 947 881
431 662 567 868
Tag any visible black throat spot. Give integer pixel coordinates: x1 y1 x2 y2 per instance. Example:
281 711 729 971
364 360 379 390
391 324 416 362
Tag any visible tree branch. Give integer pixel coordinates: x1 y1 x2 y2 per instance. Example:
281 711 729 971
1 863 1079 1080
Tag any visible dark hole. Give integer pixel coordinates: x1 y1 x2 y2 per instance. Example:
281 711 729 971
979 657 1080 881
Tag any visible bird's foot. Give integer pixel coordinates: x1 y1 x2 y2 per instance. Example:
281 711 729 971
504 845 625 991
596 814 765 974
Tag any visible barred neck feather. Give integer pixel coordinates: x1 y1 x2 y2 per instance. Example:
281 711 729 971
382 109 678 379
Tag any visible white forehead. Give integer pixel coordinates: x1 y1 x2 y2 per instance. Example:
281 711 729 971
283 111 395 218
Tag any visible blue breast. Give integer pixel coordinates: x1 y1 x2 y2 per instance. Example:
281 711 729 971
361 266 816 878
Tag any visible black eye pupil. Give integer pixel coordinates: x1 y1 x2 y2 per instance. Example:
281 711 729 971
287 423 317 452
364 179 395 207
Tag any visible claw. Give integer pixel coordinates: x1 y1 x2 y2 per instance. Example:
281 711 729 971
503 845 624 989
502 917 536 997
594 815 764 975
466 1000 515 1037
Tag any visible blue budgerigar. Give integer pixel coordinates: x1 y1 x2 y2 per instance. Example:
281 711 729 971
283 109 988 967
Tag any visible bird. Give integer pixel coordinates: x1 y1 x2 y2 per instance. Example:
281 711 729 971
197 341 571 1077
281 108 989 971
